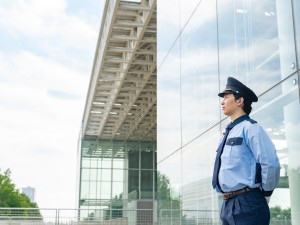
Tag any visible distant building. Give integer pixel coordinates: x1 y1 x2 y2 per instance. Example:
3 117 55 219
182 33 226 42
22 186 35 202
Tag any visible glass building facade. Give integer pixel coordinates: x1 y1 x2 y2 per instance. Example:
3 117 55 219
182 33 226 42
78 139 156 214
157 0 300 224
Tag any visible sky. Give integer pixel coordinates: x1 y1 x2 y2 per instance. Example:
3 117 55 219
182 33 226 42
0 0 105 208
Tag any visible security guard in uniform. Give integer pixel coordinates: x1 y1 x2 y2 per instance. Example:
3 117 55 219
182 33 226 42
212 77 281 225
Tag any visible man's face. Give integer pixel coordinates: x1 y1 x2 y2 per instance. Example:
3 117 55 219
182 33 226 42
221 93 242 116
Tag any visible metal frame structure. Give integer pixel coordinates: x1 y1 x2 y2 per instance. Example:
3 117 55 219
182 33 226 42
82 0 157 141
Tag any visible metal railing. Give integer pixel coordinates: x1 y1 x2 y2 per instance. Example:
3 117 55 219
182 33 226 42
0 208 57 225
0 208 292 225
159 209 220 225
0 208 218 225
0 208 155 225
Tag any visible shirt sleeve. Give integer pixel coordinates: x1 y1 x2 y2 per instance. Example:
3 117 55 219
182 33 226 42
245 123 281 195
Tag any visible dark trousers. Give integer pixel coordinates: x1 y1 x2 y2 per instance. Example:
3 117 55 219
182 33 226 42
220 189 270 225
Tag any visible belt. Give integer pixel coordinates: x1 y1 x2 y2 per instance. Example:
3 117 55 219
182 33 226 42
223 187 259 200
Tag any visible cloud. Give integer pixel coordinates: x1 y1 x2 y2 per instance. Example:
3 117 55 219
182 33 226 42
0 0 104 208
0 0 100 72
0 0 97 46
0 50 88 100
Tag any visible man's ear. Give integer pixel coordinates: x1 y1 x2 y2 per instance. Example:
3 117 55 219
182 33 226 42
237 97 245 106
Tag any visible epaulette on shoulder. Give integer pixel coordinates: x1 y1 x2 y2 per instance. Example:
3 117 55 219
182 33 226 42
246 118 257 124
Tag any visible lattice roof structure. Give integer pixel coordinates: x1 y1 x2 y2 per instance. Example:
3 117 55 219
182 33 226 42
82 0 157 141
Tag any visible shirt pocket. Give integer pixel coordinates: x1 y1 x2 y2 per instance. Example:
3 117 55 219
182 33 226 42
225 137 243 158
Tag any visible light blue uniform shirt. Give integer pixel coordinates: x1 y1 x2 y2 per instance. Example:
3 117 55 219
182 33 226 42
215 117 281 194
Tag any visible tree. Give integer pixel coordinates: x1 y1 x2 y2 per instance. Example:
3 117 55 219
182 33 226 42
157 171 181 210
157 171 184 225
104 194 123 220
0 169 41 219
157 172 171 201
270 206 291 222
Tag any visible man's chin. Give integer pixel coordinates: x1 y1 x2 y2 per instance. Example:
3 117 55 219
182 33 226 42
222 110 228 115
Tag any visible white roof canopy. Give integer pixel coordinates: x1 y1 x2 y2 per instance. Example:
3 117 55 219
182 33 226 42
82 0 157 141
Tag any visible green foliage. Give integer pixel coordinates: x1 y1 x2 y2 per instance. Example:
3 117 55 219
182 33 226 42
104 194 123 220
157 172 172 200
157 171 181 211
0 168 40 209
270 206 291 221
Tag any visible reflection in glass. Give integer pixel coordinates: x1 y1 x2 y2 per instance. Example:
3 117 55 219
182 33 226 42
251 75 299 223
180 0 219 145
157 0 300 223
157 0 180 65
294 0 300 67
141 151 153 169
141 170 153 199
128 150 139 169
217 0 283 96
157 40 181 162
128 170 139 199
112 181 123 198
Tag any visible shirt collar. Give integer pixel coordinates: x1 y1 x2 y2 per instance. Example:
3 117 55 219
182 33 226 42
227 114 249 130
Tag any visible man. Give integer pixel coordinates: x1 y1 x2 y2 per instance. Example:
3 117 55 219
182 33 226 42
212 77 281 225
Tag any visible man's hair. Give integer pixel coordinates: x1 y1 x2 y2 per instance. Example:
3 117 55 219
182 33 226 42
233 94 252 115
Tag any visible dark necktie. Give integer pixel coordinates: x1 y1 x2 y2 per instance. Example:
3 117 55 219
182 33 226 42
212 123 233 191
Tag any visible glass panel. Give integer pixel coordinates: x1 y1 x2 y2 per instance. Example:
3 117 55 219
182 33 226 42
217 0 296 96
101 159 112 168
80 181 89 199
293 0 300 67
141 151 153 169
141 170 153 199
180 0 219 144
113 158 124 169
157 40 181 162
157 156 182 223
128 149 139 169
96 181 101 199
112 181 124 199
89 181 97 199
101 182 111 199
252 74 300 224
81 168 90 181
82 158 90 167
157 0 180 65
157 150 182 209
276 0 297 77
179 0 202 29
128 170 139 199
182 126 220 212
90 158 98 168
90 168 97 181
101 169 112 182
113 169 124 182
